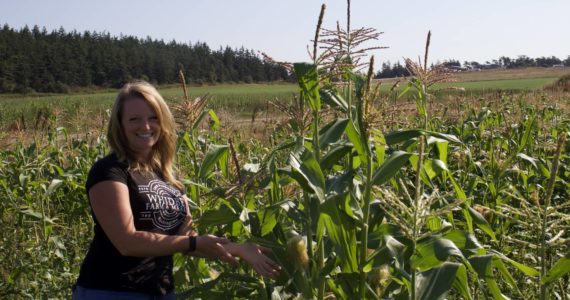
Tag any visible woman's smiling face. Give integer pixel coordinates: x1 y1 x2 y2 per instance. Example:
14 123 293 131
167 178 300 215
121 96 161 162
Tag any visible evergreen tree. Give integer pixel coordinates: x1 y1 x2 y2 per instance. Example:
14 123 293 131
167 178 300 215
0 24 291 93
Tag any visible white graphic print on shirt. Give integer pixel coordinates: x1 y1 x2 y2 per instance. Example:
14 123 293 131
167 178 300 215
138 179 185 231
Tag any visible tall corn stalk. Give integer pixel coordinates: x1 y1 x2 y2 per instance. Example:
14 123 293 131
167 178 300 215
317 1 386 297
540 133 566 299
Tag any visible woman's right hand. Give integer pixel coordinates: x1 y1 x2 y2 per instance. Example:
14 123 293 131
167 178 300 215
224 242 281 278
194 235 240 267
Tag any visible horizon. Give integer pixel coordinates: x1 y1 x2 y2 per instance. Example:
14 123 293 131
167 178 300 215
3 22 567 67
2 0 569 69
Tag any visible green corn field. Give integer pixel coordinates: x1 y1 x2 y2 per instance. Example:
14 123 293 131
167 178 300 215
1 3 569 300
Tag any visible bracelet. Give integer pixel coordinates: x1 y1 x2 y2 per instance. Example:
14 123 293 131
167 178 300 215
188 236 197 252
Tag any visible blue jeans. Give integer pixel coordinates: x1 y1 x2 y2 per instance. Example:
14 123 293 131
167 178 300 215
72 285 176 300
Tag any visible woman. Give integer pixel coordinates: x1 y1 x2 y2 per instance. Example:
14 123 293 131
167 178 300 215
73 81 280 299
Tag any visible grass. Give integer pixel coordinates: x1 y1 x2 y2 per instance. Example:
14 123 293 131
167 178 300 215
438 77 559 90
161 83 299 110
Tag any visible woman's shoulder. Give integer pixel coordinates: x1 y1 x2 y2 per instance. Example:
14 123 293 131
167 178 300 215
86 153 129 189
90 153 126 171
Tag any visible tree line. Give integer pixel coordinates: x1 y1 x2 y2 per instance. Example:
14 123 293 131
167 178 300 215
376 55 570 79
0 24 292 93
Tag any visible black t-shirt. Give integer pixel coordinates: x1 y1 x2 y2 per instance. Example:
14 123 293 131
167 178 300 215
76 153 187 295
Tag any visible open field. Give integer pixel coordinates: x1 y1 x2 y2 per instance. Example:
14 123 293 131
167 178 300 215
1 67 568 139
378 66 569 89
452 66 570 81
0 83 298 143
439 77 558 90
377 66 570 83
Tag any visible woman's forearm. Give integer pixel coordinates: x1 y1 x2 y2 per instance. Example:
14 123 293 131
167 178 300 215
116 231 190 257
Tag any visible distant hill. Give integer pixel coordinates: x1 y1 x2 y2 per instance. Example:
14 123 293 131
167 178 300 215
0 24 291 93
375 56 570 79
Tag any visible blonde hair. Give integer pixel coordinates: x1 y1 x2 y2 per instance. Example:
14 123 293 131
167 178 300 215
107 81 183 190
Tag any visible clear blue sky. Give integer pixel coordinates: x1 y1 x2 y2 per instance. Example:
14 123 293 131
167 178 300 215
2 0 569 69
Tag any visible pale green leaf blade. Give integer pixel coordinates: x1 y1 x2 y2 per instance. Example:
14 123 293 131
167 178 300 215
517 152 538 169
345 119 367 165
517 114 536 153
198 144 229 179
294 63 320 112
197 204 239 227
289 152 326 202
452 264 472 300
258 208 277 237
320 194 358 273
469 255 509 300
46 179 63 196
208 109 220 130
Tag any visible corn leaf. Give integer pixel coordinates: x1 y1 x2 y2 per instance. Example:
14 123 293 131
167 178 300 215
198 144 229 180
371 150 412 186
287 151 326 203
208 109 220 130
320 194 358 273
467 205 497 241
517 114 535 153
321 144 352 171
416 262 461 300
345 119 368 165
412 237 464 271
469 255 509 300
180 131 196 152
372 129 386 166
319 118 349 149
196 203 239 227
491 250 539 277
492 255 521 295
442 230 484 255
191 109 210 130
46 179 63 196
294 63 320 112
517 152 538 170
385 129 462 146
257 208 277 237
321 88 348 112
451 264 472 300
542 251 570 285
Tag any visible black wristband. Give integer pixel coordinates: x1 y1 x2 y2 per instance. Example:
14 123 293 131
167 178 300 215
188 236 197 252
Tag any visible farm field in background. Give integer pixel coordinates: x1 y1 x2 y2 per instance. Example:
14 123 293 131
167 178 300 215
0 67 568 145
0 83 298 145
439 77 558 90
378 67 568 91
